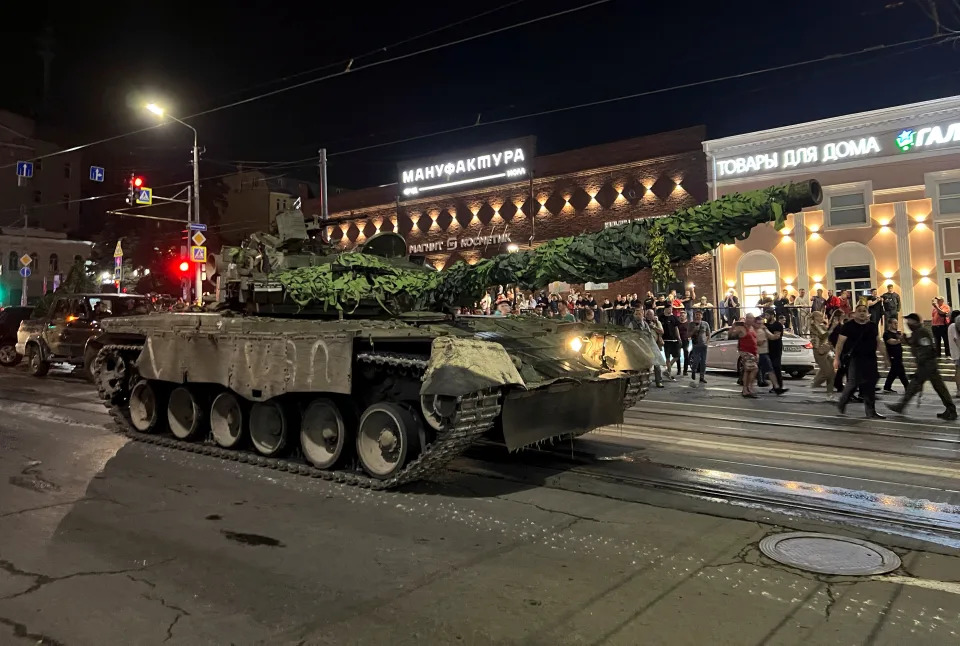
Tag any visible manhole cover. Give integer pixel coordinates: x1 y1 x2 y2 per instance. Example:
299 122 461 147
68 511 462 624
759 532 901 576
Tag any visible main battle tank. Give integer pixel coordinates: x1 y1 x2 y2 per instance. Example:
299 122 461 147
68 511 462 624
92 180 822 489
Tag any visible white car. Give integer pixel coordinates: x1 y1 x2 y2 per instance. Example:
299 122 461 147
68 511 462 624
705 326 815 378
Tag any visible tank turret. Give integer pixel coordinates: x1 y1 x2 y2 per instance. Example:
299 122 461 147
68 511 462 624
211 181 821 316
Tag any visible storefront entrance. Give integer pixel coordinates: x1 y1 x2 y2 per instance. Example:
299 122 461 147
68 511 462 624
741 270 777 315
834 264 872 303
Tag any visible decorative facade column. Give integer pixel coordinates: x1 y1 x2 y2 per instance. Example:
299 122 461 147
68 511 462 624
793 212 809 291
893 202 914 316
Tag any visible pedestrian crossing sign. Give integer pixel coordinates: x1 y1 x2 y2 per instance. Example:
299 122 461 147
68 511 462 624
191 246 207 263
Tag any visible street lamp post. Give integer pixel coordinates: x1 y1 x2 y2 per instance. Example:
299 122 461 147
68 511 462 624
146 103 203 305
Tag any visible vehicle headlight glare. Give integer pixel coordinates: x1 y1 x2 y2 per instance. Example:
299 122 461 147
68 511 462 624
569 336 584 352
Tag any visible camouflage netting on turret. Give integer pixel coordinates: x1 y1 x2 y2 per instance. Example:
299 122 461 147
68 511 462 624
277 181 821 312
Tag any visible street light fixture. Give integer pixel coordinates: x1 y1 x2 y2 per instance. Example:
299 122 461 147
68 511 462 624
145 102 202 304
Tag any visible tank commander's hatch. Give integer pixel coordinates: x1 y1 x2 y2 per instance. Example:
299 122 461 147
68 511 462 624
359 232 408 259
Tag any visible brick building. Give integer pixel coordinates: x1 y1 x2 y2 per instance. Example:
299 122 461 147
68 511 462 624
302 127 712 301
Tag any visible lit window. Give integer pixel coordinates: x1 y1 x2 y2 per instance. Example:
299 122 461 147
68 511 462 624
938 180 960 216
834 265 872 303
828 192 867 227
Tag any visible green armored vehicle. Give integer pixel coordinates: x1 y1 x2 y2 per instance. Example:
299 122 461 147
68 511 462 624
92 180 821 488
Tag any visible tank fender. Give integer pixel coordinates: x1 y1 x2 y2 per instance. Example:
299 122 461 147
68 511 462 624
420 336 524 397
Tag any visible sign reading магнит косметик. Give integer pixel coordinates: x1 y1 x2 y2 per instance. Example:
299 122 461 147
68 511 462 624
397 136 536 200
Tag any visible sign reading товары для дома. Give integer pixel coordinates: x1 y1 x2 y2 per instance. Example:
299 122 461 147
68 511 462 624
715 119 960 179
398 136 535 200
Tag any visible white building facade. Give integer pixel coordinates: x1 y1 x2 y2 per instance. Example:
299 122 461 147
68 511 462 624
0 228 93 306
703 95 960 319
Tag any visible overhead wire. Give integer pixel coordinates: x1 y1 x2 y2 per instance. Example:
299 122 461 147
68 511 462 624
0 0 602 171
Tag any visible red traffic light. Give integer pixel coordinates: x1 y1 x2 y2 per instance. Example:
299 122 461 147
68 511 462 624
133 176 144 188
179 261 190 272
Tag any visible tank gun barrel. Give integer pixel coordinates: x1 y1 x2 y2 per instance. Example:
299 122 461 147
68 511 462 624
437 180 822 296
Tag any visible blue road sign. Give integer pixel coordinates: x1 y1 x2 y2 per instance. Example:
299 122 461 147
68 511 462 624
19 267 31 278
135 188 152 205
16 161 33 178
89 166 105 182
188 223 207 231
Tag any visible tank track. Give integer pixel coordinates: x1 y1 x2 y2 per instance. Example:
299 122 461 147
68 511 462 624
93 344 501 490
622 371 650 410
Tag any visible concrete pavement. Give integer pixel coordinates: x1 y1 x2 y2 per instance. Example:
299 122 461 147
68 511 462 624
1 370 960 645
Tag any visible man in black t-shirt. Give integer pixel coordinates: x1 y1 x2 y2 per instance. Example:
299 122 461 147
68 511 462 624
866 288 884 326
881 318 908 393
765 310 785 390
834 304 888 418
659 305 682 379
643 291 656 312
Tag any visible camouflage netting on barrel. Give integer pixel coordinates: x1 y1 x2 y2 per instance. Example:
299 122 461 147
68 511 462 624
277 181 821 312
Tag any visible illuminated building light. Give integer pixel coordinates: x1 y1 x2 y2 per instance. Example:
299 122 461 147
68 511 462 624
726 280 736 287
783 277 794 285
912 213 928 222
919 269 930 277
813 282 824 290
781 228 792 235
613 184 625 193
915 222 928 230
812 276 823 282
883 271 894 279
880 225 890 232
810 232 820 240
921 277 932 284
808 224 820 232
877 219 891 226
506 243 519 253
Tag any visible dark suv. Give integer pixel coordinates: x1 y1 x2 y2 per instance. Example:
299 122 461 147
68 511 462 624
0 306 34 366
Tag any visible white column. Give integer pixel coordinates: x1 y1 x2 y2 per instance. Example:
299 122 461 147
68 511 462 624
894 202 914 316
793 212 809 291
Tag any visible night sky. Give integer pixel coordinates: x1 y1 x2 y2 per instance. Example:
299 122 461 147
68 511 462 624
3 0 960 192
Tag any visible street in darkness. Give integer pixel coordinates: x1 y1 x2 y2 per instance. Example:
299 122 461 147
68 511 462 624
1 368 959 645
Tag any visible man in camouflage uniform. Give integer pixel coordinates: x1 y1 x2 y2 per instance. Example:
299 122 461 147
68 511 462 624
887 313 958 420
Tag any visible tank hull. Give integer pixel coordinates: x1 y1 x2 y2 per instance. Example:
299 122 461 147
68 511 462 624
93 312 657 488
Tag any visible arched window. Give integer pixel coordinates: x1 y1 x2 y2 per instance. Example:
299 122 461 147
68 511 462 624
30 253 39 273
8 252 17 271
736 251 781 317
49 253 59 273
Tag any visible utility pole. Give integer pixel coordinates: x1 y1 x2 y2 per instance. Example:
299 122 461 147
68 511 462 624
21 210 27 306
318 148 329 224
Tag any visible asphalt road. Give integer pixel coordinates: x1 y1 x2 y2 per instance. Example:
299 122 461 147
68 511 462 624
1 367 960 645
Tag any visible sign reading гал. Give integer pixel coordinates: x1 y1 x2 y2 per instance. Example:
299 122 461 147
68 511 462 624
398 137 535 200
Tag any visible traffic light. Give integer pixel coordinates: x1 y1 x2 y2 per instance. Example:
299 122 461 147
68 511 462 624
126 174 145 205
179 261 189 273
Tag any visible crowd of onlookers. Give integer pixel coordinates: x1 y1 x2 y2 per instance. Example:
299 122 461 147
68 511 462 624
470 283 960 422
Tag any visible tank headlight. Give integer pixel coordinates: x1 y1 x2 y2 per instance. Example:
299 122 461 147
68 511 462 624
569 336 584 352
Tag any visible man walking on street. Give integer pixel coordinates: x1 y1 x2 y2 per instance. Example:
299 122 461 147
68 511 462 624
882 318 909 394
950 311 960 397
887 313 958 420
834 304 888 419
659 305 682 380
764 309 786 391
728 314 759 398
881 284 901 327
932 297 951 358
756 311 788 395
687 308 710 387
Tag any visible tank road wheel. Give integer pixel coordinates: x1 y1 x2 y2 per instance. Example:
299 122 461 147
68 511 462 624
167 386 207 440
129 381 166 433
0 343 21 367
210 392 248 449
300 398 352 470
357 402 422 479
420 394 458 431
250 399 298 457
